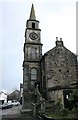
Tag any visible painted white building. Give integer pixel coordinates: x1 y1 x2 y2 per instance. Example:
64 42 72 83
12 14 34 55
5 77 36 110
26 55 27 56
0 91 7 104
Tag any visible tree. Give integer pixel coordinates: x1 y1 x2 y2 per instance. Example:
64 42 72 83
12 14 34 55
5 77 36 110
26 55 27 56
69 89 78 109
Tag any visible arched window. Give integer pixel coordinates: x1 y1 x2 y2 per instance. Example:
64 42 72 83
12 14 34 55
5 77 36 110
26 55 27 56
31 68 37 80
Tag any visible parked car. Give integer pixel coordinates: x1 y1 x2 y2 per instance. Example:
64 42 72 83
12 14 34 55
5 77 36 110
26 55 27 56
1 102 13 109
7 102 13 108
11 100 20 106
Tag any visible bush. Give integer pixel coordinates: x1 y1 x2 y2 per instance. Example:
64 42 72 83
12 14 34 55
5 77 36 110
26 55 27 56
68 89 78 109
71 107 78 117
61 108 69 116
55 98 63 114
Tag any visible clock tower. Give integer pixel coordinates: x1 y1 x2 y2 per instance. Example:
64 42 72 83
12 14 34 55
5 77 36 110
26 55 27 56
22 4 43 110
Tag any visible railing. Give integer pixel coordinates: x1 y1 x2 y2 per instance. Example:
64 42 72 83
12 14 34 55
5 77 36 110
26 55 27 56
32 84 45 117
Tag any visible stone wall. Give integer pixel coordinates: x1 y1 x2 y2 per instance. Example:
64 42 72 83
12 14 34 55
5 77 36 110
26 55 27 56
41 40 78 104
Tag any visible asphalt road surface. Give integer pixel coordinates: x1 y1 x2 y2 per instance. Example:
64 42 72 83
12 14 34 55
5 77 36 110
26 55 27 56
0 105 22 120
0 105 40 120
0 105 22 116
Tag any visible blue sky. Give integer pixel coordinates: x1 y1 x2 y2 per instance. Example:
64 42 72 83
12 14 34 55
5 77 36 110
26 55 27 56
0 0 77 93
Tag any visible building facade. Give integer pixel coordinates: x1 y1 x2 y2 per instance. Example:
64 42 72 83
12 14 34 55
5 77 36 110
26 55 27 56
7 90 20 101
22 4 78 110
0 91 7 104
41 38 78 108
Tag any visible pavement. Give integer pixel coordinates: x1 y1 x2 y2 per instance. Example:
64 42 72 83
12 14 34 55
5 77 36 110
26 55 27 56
0 105 40 120
2 114 40 120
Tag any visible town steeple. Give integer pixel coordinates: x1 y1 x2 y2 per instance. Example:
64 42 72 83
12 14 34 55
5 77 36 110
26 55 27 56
23 4 43 111
29 4 36 20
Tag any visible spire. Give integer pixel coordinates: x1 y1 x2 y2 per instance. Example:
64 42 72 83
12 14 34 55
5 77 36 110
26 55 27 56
29 4 36 20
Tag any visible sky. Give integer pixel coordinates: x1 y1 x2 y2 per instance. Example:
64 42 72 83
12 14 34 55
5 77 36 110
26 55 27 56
0 0 77 93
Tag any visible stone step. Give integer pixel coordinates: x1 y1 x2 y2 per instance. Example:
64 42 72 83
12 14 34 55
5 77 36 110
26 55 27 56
20 109 32 115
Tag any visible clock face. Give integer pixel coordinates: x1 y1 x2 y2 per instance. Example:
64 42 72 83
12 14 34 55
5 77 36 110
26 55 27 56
29 32 38 40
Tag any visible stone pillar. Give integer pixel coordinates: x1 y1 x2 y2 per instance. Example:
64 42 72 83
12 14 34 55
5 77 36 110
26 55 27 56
32 103 36 117
41 98 45 114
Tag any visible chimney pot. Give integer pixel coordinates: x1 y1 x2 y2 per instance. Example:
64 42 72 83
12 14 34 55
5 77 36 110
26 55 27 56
60 38 62 41
56 37 58 41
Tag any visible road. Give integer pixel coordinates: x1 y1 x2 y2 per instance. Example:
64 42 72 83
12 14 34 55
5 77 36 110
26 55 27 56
0 105 22 120
0 105 40 120
0 105 22 116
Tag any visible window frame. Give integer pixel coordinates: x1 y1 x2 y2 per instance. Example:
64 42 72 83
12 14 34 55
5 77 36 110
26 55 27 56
30 68 37 81
32 23 35 29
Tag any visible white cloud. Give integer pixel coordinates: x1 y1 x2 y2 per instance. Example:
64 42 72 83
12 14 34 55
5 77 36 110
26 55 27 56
36 1 76 54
